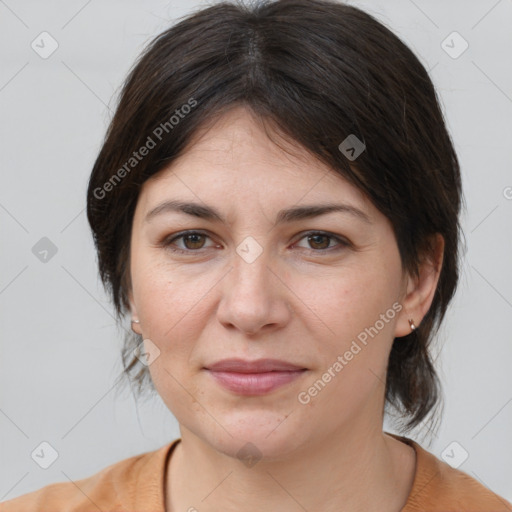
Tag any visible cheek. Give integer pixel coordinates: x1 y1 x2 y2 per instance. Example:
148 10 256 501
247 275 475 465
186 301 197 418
136 276 196 343
294 267 401 416
131 258 219 371
297 259 401 343
292 261 403 409
133 266 210 409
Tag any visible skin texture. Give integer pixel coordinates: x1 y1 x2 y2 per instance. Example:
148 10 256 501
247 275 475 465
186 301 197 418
128 106 444 512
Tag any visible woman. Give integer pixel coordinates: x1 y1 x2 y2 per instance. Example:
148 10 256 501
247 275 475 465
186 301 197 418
2 0 510 510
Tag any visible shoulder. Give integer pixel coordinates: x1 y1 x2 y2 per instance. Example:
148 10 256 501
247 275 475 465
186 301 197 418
0 440 179 512
393 434 512 512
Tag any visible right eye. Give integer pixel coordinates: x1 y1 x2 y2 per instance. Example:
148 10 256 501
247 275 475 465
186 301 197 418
162 230 218 254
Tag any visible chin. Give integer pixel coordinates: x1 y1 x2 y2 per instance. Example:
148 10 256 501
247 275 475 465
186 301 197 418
197 410 309 462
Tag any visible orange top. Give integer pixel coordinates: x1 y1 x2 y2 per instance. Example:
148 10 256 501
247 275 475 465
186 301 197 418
1 434 510 511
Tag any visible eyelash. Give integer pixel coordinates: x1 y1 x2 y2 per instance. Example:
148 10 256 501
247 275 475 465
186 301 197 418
161 230 350 255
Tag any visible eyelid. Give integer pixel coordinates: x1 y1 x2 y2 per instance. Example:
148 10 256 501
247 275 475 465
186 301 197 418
161 229 350 254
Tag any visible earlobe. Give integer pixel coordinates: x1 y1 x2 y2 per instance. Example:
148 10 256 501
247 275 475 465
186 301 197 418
394 233 444 338
130 318 142 335
394 305 418 338
128 291 142 335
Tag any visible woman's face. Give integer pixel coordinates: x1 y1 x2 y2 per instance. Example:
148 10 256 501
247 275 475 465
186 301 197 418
128 106 418 459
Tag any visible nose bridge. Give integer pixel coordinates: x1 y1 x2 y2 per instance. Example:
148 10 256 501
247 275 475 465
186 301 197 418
231 237 275 300
216 236 291 334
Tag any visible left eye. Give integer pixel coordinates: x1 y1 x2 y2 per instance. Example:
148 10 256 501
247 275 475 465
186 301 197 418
294 232 348 251
162 230 348 254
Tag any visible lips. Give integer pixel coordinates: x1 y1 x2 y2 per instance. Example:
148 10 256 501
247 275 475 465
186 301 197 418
205 358 307 373
204 358 308 395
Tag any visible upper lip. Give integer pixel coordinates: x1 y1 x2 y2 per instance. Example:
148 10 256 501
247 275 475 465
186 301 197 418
205 358 307 373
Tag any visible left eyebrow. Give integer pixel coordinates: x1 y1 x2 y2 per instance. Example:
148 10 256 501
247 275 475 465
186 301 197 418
144 199 373 225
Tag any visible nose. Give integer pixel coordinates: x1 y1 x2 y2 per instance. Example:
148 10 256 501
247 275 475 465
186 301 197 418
216 250 293 336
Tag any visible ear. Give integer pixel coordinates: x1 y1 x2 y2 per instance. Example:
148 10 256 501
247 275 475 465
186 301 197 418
394 233 444 337
128 289 142 336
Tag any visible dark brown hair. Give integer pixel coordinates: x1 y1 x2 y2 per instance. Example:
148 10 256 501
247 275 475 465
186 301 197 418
87 0 465 434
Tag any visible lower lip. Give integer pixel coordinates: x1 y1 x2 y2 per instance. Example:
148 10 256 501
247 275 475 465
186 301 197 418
206 369 307 395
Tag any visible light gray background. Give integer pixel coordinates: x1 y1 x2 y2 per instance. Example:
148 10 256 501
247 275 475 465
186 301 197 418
1 0 511 503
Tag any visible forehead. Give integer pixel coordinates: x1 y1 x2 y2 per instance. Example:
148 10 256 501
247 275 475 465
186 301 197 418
137 106 373 214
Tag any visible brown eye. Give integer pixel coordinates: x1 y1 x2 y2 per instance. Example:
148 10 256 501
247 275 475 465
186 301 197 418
181 233 206 250
307 234 331 250
295 231 349 252
162 230 349 255
163 231 216 254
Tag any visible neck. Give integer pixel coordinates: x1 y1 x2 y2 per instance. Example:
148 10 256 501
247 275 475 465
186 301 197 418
166 423 416 512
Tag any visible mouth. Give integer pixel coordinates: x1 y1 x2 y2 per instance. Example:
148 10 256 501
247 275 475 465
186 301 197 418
203 358 308 396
